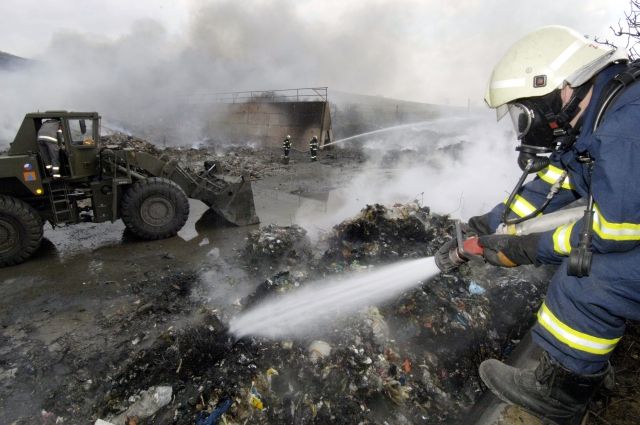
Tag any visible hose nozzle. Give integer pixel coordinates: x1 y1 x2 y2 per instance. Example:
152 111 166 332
435 221 484 272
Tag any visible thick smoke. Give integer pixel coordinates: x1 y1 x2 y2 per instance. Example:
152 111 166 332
0 0 421 145
0 0 621 145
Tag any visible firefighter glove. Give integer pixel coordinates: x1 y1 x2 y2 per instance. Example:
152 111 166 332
478 233 541 267
467 213 493 236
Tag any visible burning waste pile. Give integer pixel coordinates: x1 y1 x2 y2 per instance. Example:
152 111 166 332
100 132 163 156
242 224 313 277
321 203 450 264
81 203 554 425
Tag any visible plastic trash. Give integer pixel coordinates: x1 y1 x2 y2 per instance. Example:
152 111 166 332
266 367 279 389
196 398 232 425
109 386 172 424
308 340 332 363
249 384 265 410
468 281 486 295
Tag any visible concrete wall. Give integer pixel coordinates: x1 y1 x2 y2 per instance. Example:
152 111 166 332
206 101 332 148
329 91 467 140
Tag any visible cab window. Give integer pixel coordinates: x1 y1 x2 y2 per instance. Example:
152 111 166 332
68 119 95 146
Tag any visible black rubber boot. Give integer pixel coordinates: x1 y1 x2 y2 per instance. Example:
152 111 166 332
479 352 609 425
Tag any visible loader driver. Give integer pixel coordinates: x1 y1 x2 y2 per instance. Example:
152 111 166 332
37 119 63 178
435 26 640 425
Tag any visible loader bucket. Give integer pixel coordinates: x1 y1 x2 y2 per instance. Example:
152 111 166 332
194 175 259 226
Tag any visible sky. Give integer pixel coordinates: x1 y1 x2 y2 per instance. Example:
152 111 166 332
0 0 630 106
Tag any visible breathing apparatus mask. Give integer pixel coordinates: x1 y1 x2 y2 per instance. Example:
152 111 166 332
506 83 592 174
500 82 592 228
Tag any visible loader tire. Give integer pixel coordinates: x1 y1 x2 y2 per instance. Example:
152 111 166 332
121 178 189 240
0 195 43 267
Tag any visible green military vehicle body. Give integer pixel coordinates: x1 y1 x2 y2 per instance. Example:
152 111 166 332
0 111 259 267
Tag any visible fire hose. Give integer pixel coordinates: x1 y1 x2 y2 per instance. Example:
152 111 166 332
435 206 585 272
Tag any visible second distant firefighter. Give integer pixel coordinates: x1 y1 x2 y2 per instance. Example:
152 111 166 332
282 135 292 163
309 136 319 161
282 135 292 156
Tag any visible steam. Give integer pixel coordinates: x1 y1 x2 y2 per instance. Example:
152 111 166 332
294 110 520 238
230 257 439 339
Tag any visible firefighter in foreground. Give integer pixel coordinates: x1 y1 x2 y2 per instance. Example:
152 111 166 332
435 26 640 424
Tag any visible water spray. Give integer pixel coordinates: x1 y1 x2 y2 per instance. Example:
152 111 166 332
323 116 473 148
230 206 585 340
229 257 440 339
323 121 433 148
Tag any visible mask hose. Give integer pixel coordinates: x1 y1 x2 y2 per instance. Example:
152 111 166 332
502 161 534 225
502 157 568 226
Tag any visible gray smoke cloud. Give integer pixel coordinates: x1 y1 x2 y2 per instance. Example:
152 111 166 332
1 0 427 145
0 0 624 145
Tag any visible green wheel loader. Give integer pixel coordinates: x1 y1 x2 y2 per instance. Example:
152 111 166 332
0 111 259 267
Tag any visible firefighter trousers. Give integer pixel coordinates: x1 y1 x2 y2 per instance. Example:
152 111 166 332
532 248 640 374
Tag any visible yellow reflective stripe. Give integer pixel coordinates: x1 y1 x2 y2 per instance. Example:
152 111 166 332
592 204 640 241
537 164 573 190
537 303 620 355
552 222 576 255
504 194 540 218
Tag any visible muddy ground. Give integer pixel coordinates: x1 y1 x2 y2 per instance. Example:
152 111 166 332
0 145 370 424
0 143 638 425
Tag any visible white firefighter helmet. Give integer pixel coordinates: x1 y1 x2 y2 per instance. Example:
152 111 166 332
484 25 625 118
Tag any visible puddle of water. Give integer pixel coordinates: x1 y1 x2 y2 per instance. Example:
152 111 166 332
177 199 209 241
252 180 330 227
0 172 356 316
0 201 249 298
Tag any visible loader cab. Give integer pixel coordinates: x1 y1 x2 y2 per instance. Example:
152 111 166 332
9 111 101 180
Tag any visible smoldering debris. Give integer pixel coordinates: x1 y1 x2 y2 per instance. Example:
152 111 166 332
100 132 306 179
41 203 552 425
242 224 313 277
321 203 451 266
101 132 163 156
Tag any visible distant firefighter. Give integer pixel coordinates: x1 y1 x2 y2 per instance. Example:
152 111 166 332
309 136 319 162
282 135 292 164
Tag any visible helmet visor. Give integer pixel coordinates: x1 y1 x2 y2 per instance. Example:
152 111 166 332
507 103 534 140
